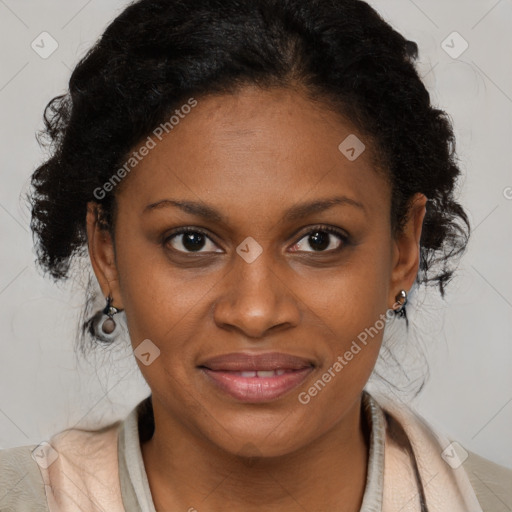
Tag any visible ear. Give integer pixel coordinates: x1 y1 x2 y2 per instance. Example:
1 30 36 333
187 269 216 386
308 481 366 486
388 193 428 306
86 201 124 309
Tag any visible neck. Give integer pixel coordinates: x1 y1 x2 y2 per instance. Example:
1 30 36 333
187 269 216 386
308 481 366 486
141 395 370 512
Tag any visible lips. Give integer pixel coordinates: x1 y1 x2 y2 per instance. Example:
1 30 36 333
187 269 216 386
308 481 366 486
198 352 314 372
198 352 315 402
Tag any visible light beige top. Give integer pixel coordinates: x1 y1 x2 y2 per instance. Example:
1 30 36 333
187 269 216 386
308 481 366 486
1 391 511 511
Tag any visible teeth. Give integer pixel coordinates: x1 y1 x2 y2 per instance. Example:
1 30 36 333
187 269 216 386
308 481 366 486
256 370 275 378
236 369 288 378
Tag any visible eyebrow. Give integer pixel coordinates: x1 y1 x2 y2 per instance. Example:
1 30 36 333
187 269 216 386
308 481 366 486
143 196 366 223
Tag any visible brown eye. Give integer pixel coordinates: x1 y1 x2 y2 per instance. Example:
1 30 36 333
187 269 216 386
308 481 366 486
164 228 222 254
290 226 347 253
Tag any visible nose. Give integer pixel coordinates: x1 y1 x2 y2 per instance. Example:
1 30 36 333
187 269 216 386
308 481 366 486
213 250 301 340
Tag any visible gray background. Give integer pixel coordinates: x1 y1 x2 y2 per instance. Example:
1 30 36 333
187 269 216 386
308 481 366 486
0 0 511 469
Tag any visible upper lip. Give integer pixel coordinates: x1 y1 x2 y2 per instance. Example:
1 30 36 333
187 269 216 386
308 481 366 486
198 352 315 372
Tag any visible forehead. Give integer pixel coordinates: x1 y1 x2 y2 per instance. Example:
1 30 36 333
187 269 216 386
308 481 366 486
116 86 390 225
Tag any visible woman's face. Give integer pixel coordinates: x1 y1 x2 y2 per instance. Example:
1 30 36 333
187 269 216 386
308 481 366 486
88 85 425 457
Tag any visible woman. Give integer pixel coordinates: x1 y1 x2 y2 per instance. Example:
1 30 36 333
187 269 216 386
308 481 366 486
1 0 510 510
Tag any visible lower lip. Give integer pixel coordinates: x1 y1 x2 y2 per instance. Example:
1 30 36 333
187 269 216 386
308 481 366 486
200 367 314 402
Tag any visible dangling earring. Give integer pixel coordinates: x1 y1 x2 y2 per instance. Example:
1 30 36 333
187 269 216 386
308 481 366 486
101 294 120 334
393 289 408 318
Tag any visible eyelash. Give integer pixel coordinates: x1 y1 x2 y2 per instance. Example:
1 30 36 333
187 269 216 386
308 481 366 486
163 225 349 254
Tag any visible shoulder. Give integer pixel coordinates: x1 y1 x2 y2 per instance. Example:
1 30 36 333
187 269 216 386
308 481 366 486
0 444 50 511
0 420 123 512
463 451 512 511
368 391 512 510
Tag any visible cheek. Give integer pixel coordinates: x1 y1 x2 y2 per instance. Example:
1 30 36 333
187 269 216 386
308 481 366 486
300 235 392 392
114 234 215 354
296 286 389 430
115 252 215 410
305 235 392 339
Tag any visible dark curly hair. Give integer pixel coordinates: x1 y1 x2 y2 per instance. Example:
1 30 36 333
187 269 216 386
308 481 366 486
28 0 470 347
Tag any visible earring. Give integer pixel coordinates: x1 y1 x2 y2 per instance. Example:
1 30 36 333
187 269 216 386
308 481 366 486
393 289 408 318
101 294 120 334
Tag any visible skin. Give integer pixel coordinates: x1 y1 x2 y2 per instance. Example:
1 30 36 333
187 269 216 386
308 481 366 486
86 85 427 512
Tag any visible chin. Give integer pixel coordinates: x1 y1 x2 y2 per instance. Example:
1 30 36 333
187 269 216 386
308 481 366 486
202 410 314 459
